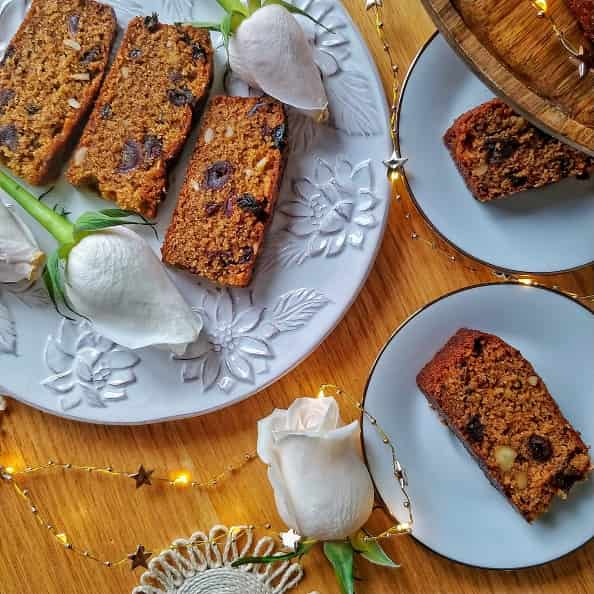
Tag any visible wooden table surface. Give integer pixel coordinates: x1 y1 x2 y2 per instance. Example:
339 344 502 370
0 1 592 593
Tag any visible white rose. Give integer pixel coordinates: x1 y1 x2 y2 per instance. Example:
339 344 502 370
257 396 374 541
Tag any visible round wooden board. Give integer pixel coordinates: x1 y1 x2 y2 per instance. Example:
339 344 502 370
420 0 594 156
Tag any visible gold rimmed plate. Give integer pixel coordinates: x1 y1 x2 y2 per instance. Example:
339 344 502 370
397 33 594 275
362 282 593 569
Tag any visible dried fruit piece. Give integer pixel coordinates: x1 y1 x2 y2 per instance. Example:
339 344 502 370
144 13 159 33
0 124 18 151
238 246 254 263
237 193 268 222
167 88 195 107
68 14 80 35
204 202 219 216
143 134 162 162
129 48 142 59
25 104 40 115
117 140 142 173
100 104 113 120
527 375 538 387
528 434 553 462
191 43 206 61
494 445 517 472
465 414 484 443
472 337 483 356
205 160 233 190
0 88 15 112
271 123 287 150
551 469 582 492
80 46 102 64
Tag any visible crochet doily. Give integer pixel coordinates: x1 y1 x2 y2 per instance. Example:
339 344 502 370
131 525 304 594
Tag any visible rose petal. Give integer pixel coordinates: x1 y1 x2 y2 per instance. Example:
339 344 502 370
285 396 341 433
257 409 289 464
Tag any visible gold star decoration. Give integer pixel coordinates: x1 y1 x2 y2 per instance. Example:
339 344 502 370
383 149 408 173
365 0 382 9
128 544 151 570
576 45 593 80
129 465 154 489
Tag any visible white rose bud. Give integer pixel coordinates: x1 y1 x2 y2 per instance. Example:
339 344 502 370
0 200 45 289
228 5 329 121
257 396 374 541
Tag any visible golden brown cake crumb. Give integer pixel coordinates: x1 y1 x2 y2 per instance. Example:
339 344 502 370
444 99 594 202
417 328 592 522
0 0 116 185
67 16 213 218
162 95 287 287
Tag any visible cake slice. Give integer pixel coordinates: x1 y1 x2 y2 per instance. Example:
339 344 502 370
162 95 287 287
444 99 594 202
67 16 213 218
565 0 594 41
0 0 116 185
417 328 592 522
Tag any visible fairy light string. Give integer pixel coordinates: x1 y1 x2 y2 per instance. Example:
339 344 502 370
365 0 594 305
0 384 410 571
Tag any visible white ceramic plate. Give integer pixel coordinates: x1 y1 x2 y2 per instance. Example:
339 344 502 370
0 0 392 424
398 33 594 274
362 283 594 569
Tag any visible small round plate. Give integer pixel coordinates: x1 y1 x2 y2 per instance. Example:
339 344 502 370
397 33 594 274
362 283 594 569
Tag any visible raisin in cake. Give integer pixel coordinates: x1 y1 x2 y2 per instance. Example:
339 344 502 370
417 328 592 522
444 99 594 202
162 96 287 287
0 0 116 185
565 0 594 40
67 15 213 218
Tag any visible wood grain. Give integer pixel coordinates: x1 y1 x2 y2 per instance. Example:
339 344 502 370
421 0 594 155
0 1 593 593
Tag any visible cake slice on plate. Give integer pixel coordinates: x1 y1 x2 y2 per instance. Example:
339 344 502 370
162 95 287 287
67 15 213 218
444 99 594 202
0 0 117 185
417 328 592 522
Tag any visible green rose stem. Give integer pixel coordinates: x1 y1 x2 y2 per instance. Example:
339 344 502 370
0 170 74 246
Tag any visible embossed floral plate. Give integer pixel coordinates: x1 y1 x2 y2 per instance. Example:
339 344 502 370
398 34 594 274
0 0 391 423
362 283 594 569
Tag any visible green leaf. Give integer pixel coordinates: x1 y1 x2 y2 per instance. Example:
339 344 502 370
220 12 232 48
73 211 158 240
43 251 77 321
323 541 355 594
247 0 261 13
232 540 315 567
350 530 400 568
262 0 334 33
216 0 248 16
178 20 222 32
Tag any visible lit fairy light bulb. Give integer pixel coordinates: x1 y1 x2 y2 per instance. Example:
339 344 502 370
172 471 190 486
531 0 548 14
